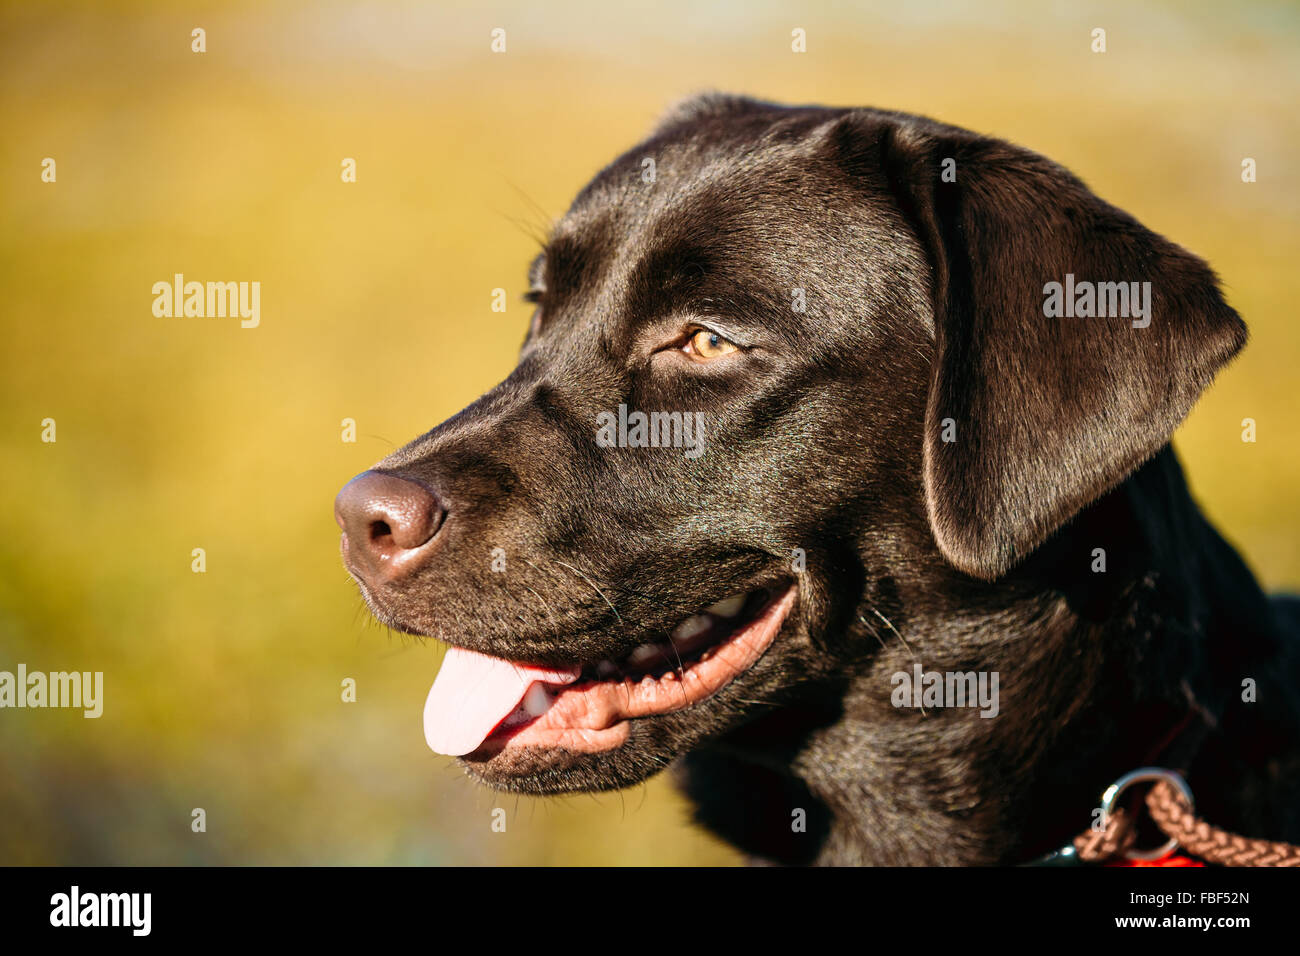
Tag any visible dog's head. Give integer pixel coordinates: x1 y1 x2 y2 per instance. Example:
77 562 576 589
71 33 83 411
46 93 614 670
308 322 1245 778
335 95 1243 795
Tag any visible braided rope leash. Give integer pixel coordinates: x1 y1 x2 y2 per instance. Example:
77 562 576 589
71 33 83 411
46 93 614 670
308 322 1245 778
1145 780 1300 867
1073 767 1300 867
1073 809 1138 861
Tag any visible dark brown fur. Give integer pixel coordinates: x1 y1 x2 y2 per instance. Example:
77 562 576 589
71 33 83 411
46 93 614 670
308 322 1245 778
343 95 1300 865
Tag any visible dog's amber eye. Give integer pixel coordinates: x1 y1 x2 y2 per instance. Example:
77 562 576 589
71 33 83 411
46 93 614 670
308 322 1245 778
686 328 738 360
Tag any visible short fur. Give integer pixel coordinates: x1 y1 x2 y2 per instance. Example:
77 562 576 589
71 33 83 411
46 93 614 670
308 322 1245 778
348 95 1300 865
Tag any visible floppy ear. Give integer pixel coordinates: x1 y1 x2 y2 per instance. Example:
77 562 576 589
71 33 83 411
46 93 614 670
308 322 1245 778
879 119 1246 580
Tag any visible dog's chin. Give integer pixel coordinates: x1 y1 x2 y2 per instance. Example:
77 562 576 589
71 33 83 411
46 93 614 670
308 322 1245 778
457 730 678 794
452 584 800 794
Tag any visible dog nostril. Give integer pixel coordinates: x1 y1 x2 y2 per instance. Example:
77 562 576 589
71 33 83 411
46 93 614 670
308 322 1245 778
334 470 447 581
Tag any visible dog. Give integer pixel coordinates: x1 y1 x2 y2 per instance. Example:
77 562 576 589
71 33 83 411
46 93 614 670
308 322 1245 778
335 94 1300 865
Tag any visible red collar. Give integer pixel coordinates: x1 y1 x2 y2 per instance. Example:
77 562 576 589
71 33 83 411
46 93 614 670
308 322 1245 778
1110 855 1204 867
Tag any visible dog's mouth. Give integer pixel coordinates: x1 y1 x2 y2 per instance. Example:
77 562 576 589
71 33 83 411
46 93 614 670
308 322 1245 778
423 583 798 758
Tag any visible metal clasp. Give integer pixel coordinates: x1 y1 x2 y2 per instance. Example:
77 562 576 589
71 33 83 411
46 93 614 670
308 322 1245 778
1100 767 1195 862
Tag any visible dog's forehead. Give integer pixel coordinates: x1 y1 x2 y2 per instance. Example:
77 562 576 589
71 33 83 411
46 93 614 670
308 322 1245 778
529 107 924 352
539 108 904 303
560 108 842 235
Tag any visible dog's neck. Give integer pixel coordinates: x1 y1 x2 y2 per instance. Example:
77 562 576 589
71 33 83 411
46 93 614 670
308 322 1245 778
679 447 1300 865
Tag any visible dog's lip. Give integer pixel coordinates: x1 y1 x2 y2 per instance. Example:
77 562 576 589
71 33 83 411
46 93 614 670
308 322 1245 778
462 583 799 759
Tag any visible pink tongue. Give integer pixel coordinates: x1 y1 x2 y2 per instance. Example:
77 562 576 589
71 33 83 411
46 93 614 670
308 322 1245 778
423 646 580 756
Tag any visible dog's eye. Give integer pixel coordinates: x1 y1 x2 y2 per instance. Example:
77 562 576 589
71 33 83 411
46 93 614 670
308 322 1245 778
685 327 738 361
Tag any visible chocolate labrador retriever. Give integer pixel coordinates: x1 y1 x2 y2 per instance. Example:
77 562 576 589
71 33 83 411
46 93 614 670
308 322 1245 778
334 94 1300 865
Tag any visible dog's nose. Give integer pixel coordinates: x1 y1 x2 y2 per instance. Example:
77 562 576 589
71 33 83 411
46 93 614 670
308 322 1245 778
334 471 447 583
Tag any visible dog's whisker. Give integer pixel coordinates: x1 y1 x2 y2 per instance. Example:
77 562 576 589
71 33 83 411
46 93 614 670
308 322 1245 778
520 582 561 632
520 557 592 609
589 580 677 611
860 614 888 651
554 560 623 625
864 607 925 715
871 607 918 663
502 178 556 242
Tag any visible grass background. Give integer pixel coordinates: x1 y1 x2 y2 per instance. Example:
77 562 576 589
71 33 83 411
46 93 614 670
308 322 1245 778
1 0 1296 864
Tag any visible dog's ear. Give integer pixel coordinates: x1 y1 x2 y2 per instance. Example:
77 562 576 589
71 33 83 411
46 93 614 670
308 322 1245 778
875 117 1246 580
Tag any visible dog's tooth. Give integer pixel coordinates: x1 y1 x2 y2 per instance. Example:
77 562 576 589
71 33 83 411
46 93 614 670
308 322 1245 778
521 682 552 717
627 643 665 668
705 594 746 618
671 614 712 644
595 660 620 679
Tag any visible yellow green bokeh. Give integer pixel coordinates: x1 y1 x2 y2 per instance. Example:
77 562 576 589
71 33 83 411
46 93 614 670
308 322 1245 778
1 0 1296 864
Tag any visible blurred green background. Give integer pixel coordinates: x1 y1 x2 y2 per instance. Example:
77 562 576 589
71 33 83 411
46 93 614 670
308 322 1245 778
1 0 1296 865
